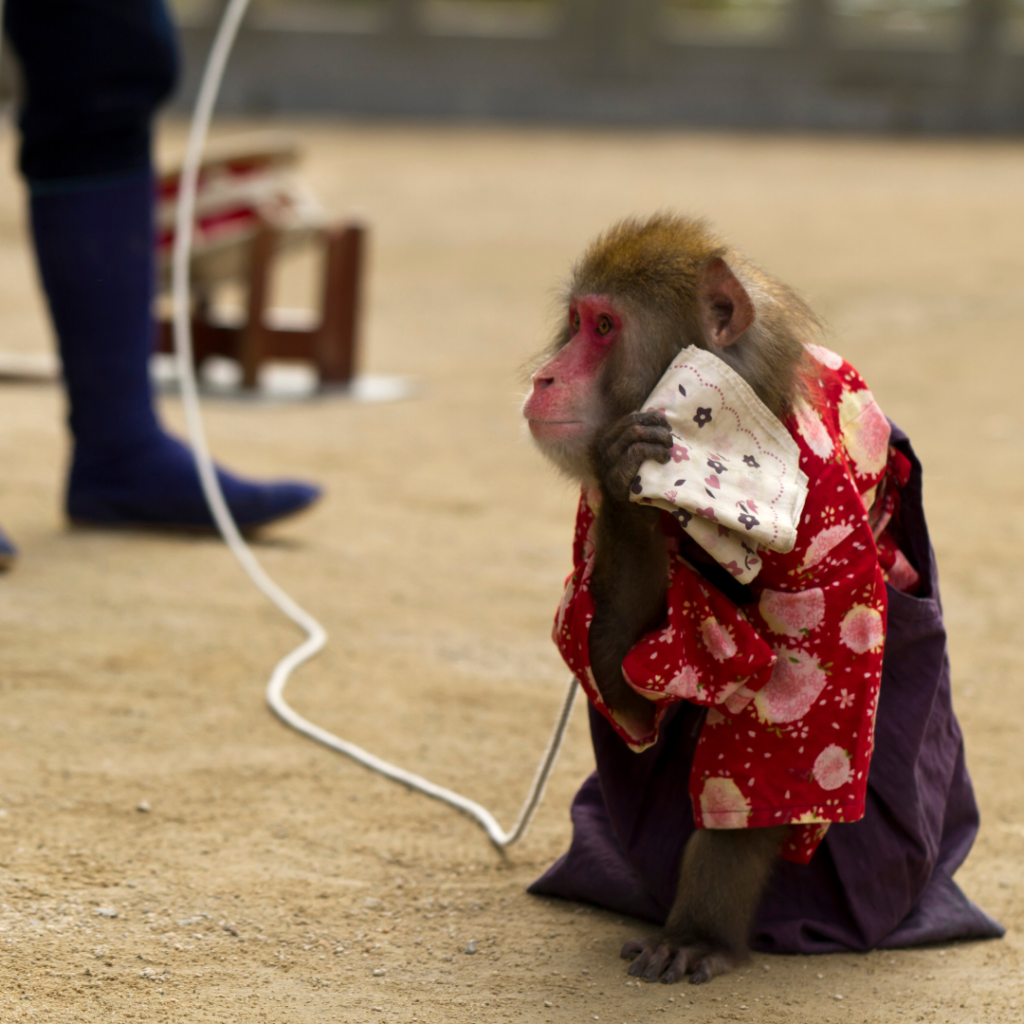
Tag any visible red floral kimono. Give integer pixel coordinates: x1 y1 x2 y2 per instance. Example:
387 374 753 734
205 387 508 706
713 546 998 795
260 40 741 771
553 345 918 864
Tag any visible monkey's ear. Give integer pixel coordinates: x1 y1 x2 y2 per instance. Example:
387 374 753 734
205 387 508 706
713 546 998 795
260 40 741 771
699 258 755 348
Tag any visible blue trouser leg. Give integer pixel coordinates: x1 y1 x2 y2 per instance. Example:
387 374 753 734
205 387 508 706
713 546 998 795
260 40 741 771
4 0 322 532
0 527 14 568
30 173 164 462
29 172 323 528
4 0 178 183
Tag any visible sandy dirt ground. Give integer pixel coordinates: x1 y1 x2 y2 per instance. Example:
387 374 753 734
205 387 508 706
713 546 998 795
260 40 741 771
0 118 1022 1024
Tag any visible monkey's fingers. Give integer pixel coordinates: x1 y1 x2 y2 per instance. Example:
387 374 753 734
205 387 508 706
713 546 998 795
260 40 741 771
603 441 674 489
607 443 675 500
688 951 733 985
631 410 672 429
633 442 673 465
598 410 671 447
602 422 673 466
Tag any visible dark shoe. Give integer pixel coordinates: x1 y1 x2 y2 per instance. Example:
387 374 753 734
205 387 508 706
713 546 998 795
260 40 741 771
0 524 16 570
30 169 323 533
67 433 321 531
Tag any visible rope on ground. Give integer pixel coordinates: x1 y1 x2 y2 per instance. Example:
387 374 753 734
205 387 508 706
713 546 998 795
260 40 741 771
169 0 577 849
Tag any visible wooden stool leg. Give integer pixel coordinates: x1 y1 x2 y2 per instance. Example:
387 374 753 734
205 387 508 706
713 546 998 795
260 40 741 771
239 225 276 390
316 224 364 388
191 286 214 366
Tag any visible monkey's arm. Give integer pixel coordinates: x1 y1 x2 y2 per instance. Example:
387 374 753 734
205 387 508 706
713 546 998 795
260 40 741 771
623 825 788 984
587 411 673 735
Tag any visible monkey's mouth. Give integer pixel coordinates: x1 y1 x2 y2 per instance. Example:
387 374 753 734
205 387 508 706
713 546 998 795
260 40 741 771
526 418 586 442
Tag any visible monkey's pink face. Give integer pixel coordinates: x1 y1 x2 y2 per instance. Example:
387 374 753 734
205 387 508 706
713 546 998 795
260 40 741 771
523 294 622 477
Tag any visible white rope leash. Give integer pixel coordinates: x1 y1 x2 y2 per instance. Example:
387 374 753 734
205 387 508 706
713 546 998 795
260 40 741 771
170 0 577 849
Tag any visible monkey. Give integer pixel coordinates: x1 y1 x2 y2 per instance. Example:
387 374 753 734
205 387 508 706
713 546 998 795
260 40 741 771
522 214 909 984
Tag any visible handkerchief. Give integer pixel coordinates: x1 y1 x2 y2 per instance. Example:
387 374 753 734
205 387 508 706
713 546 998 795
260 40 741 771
630 345 809 585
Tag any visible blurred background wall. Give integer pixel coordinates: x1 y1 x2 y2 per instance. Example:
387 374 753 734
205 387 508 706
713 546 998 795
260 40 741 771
165 0 1023 131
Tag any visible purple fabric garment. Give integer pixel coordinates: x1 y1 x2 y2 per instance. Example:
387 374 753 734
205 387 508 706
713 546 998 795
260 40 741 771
529 424 1004 953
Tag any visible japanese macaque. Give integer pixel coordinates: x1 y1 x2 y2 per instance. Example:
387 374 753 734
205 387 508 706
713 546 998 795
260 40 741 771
522 215 820 984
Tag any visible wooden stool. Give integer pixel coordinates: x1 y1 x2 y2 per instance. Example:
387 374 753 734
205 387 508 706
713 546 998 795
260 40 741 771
155 133 365 392
157 220 365 390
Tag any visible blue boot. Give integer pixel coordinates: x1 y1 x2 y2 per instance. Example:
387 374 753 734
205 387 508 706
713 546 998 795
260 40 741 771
0 524 15 570
29 171 321 531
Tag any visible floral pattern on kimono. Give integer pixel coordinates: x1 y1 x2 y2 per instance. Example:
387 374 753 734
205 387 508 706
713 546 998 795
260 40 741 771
553 345 914 865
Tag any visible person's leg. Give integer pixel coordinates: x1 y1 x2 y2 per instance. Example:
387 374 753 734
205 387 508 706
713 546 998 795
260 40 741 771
0 527 15 570
4 0 321 531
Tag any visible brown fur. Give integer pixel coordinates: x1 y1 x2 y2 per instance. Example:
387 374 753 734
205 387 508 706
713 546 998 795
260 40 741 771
565 213 818 418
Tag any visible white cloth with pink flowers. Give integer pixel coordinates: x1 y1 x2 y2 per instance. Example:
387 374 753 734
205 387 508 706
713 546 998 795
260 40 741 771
630 346 810 585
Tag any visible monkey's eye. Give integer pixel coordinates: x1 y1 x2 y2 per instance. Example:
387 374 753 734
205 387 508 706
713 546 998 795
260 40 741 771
570 311 581 334
596 314 614 337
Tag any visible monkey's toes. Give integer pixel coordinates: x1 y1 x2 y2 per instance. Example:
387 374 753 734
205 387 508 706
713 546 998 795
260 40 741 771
658 950 692 985
623 936 657 977
627 953 652 977
620 939 646 961
640 945 674 981
688 952 732 985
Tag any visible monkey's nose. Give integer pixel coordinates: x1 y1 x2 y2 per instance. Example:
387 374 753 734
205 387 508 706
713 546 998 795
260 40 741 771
532 373 555 390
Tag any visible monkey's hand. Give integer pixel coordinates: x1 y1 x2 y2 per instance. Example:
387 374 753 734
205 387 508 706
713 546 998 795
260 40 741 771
620 934 735 986
590 411 673 508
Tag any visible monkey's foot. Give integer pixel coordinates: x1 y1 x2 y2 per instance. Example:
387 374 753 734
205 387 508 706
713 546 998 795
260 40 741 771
621 936 735 985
